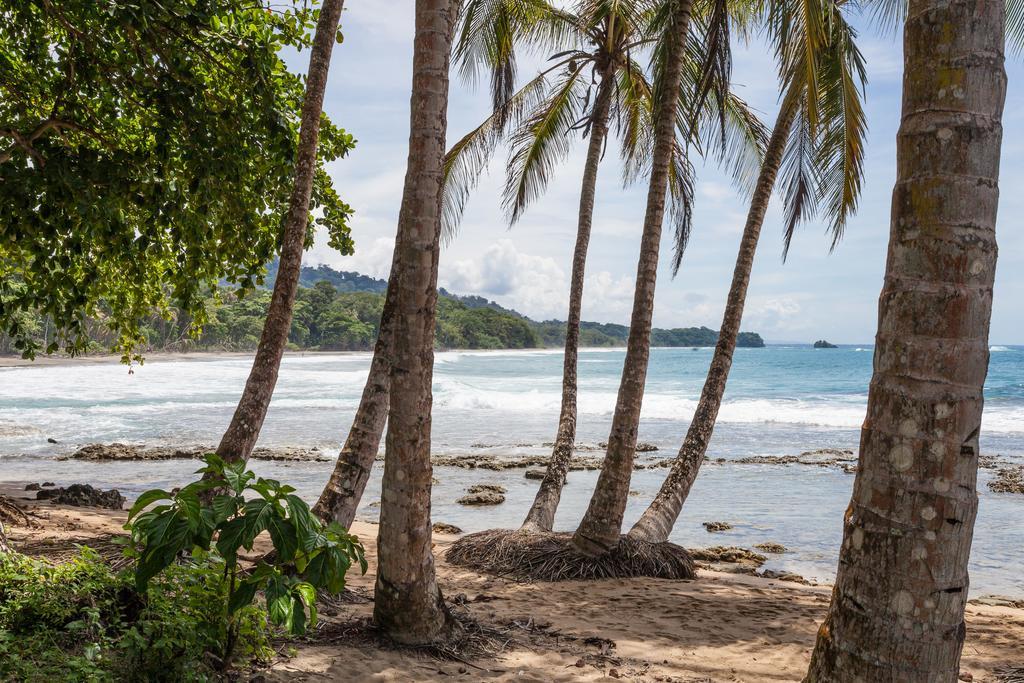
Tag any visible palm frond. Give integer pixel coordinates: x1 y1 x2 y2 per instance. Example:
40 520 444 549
778 86 818 260
814 8 867 249
503 64 589 224
667 138 697 275
454 0 580 118
616 56 656 188
442 72 550 241
683 0 733 149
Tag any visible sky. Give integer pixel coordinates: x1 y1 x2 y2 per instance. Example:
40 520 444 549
293 3 1024 344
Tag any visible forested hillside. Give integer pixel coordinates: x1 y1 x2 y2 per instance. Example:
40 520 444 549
1 264 764 355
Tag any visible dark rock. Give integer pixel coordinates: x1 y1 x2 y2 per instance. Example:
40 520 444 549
734 449 856 470
24 483 40 491
47 437 58 444
988 466 1024 494
457 492 505 506
425 453 606 471
690 546 766 568
466 484 507 495
758 569 809 584
597 441 658 452
753 542 788 554
41 482 55 487
432 522 463 535
524 469 546 480
37 484 125 510
703 521 733 532
813 339 838 349
969 595 1024 609
63 442 329 462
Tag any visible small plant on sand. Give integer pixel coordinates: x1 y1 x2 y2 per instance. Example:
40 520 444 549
125 454 366 669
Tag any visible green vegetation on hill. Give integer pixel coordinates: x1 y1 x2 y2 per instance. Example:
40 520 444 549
0 264 765 355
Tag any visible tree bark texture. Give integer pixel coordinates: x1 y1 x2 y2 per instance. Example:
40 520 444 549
805 1 1004 680
572 0 694 555
628 102 797 543
520 70 615 533
215 0 346 463
373 0 459 645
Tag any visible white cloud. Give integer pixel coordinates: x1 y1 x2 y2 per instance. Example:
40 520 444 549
441 239 568 317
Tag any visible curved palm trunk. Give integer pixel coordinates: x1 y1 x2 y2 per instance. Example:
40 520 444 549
628 102 797 544
572 0 694 556
805 1 1004 679
520 71 615 534
312 273 396 527
215 0 346 463
373 0 458 645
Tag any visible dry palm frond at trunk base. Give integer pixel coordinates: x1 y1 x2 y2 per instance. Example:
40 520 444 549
445 529 695 581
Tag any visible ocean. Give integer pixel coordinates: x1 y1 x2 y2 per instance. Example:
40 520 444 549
1 345 1022 596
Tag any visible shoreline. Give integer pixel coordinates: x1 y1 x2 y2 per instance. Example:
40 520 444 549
0 349 365 369
0 344 777 369
2 485 1021 682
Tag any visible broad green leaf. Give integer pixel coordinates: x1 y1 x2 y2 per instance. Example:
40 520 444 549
228 580 259 615
266 516 298 562
127 489 173 521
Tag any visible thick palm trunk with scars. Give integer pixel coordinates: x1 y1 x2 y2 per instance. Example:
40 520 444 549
312 266 396 528
804 1 1004 679
628 103 797 544
373 0 458 645
572 0 693 556
520 70 615 534
216 0 346 463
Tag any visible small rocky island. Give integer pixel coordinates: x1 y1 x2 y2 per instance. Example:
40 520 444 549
813 339 838 349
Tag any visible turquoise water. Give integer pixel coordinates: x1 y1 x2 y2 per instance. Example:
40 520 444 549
1 345 1022 595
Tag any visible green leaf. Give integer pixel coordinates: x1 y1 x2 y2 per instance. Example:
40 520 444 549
216 517 248 563
241 498 276 547
265 576 293 627
286 494 318 551
288 594 307 634
127 489 173 521
228 579 259 614
266 516 298 562
210 494 240 524
223 462 255 495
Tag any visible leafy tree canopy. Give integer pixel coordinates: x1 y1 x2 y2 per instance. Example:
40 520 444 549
0 0 356 360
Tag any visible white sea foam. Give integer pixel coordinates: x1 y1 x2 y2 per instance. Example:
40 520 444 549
990 345 1010 352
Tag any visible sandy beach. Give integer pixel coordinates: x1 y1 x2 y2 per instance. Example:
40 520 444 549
0 350 370 369
3 484 1021 682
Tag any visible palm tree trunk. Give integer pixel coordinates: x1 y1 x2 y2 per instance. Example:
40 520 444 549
628 101 797 544
572 0 694 556
215 0 346 463
520 70 615 534
312 273 395 527
804 1 1005 679
372 0 459 645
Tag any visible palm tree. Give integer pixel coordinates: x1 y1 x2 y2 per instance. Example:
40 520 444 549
572 0 697 555
452 0 764 532
313 0 765 528
628 0 867 544
804 0 1005 678
372 0 460 645
450 0 691 534
215 0 347 463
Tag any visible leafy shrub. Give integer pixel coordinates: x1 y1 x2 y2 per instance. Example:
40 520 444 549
125 454 366 667
0 548 270 682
